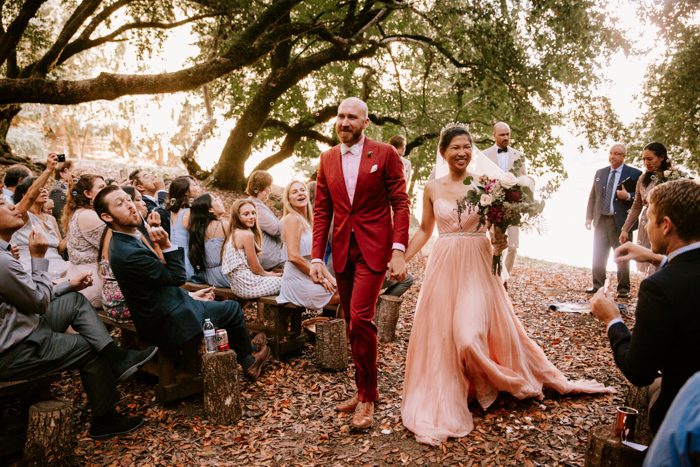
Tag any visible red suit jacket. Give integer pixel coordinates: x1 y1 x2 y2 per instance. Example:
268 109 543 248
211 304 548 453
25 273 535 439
312 138 410 273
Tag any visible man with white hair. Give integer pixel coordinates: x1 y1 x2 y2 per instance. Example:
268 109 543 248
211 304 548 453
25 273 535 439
482 122 527 277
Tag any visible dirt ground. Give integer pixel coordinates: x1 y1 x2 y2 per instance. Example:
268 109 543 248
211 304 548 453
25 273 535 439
11 255 638 466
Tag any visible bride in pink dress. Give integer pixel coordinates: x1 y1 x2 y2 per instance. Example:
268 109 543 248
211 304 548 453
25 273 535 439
401 124 613 446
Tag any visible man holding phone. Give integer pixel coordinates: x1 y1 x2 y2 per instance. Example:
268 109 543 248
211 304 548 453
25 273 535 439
585 143 642 298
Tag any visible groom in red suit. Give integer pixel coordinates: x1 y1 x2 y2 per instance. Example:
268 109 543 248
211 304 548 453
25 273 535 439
311 97 410 429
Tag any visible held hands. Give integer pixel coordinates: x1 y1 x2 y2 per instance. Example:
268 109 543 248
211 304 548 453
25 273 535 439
28 229 49 258
320 271 337 293
191 287 215 302
589 288 620 326
148 226 172 250
491 227 508 256
388 250 407 282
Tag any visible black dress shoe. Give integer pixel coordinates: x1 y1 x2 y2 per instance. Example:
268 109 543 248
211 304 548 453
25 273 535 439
617 291 631 299
114 346 158 382
585 287 599 294
90 413 144 439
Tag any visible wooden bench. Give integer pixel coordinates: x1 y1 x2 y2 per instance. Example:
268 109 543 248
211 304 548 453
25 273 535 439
0 374 59 459
98 311 203 403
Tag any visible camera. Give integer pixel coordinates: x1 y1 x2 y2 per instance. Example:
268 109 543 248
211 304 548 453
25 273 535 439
56 153 66 162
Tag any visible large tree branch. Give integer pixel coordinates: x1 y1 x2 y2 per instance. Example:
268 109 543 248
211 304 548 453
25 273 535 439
0 0 48 66
381 34 477 70
58 14 216 65
28 0 103 77
77 0 135 41
0 1 308 105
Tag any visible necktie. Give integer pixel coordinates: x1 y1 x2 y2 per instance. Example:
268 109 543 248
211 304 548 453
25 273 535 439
603 169 617 215
497 147 508 153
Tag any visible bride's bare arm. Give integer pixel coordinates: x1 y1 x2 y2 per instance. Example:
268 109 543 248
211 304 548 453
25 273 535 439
405 182 436 262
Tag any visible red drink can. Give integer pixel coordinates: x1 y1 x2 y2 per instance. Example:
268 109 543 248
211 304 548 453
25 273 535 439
215 329 229 351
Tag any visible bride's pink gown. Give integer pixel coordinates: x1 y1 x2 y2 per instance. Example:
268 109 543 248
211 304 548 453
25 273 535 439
401 198 613 445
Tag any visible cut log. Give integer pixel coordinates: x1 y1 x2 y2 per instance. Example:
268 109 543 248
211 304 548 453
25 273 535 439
315 319 348 370
202 350 241 424
584 424 646 467
23 400 73 466
624 384 653 444
375 295 403 343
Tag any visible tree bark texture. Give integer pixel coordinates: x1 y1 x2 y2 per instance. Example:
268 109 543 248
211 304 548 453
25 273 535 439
375 295 403 343
314 319 348 371
624 384 652 444
584 424 645 467
23 400 74 466
202 350 242 424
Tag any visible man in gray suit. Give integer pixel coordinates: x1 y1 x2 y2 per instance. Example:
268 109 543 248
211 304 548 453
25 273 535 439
585 143 641 297
482 122 527 276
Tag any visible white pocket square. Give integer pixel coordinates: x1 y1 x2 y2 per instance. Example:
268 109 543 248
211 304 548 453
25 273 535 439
370 164 378 173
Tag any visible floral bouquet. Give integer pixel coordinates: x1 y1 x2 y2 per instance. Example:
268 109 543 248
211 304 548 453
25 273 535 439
651 166 693 185
457 172 545 275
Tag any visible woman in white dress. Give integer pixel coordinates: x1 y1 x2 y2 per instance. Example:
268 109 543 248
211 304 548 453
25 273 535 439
221 199 282 299
276 181 338 310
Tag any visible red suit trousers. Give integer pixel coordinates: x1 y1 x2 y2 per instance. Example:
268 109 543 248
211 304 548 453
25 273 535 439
335 234 386 403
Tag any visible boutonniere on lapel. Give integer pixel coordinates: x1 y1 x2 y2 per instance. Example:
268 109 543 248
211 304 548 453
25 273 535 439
367 151 373 158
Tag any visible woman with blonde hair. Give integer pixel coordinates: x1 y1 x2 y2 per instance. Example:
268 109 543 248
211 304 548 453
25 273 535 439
245 170 283 270
221 199 281 299
276 181 338 309
63 174 107 307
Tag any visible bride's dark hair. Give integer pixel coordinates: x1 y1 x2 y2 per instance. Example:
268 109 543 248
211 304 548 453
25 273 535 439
439 125 472 153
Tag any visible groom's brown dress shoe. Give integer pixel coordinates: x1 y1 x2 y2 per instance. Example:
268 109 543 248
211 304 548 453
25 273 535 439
336 394 359 413
351 401 374 430
245 345 270 381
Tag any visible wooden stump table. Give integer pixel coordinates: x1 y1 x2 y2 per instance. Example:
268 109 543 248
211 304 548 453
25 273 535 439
23 400 73 466
585 424 646 467
202 350 241 424
376 295 402 343
315 319 348 370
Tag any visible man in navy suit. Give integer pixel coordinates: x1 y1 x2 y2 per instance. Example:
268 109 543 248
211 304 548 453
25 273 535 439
585 144 642 298
94 185 270 381
591 179 700 433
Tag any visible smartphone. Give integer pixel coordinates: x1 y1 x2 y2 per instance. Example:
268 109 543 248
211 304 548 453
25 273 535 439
56 153 66 162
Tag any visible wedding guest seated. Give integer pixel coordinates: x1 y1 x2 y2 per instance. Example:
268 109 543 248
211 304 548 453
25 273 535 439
246 170 283 270
98 187 157 324
0 187 158 439
2 164 31 204
188 193 230 288
221 199 282 299
94 185 270 380
63 174 107 308
643 371 700 466
165 175 199 280
277 181 339 310
128 169 167 212
11 175 68 280
591 179 700 434
49 159 73 222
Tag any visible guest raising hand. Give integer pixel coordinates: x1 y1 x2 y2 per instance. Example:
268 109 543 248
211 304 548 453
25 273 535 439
221 199 282 299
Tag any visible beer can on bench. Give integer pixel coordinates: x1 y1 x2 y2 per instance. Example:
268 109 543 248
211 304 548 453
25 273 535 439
215 329 229 351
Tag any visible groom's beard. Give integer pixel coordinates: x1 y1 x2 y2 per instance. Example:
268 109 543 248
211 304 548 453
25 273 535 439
337 125 363 145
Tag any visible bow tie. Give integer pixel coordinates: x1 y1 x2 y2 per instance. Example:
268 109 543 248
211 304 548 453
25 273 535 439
497 148 508 154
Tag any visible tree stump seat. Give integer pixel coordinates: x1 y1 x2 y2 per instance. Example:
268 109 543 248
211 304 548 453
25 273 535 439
24 400 74 465
0 374 59 459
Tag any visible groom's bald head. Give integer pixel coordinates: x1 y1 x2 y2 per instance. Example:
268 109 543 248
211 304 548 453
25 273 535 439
339 97 368 120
